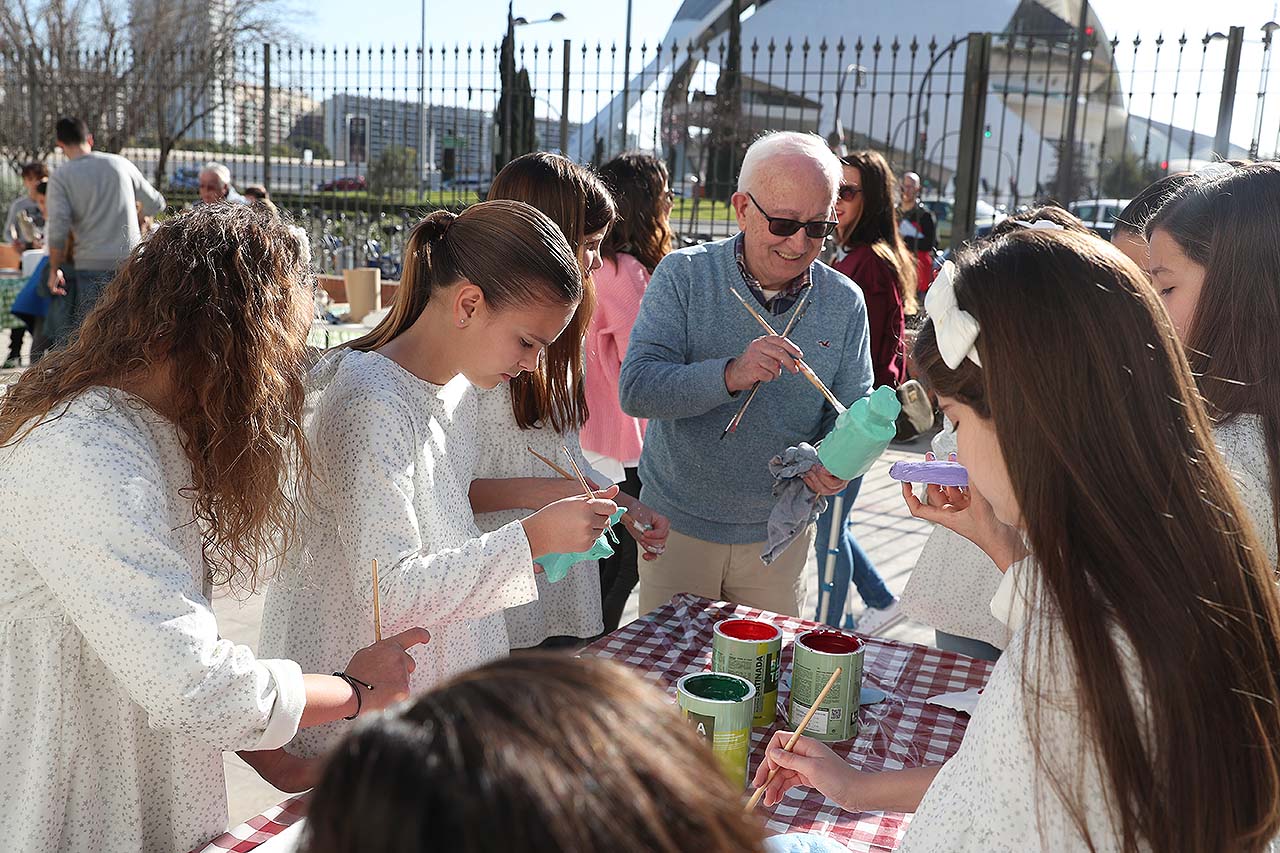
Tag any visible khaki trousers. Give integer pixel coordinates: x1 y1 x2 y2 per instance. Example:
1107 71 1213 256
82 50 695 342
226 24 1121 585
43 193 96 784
638 525 814 618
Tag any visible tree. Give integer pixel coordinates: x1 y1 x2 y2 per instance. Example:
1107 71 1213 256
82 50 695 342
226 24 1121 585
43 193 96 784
1044 139 1093 204
369 145 417 197
1098 149 1166 199
493 32 536 174
0 0 284 182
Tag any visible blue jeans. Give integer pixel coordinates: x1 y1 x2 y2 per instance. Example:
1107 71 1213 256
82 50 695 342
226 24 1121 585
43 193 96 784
813 477 896 628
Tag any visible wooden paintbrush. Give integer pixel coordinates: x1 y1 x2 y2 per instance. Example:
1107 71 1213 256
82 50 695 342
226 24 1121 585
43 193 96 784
744 666 843 812
727 286 846 414
371 558 383 642
526 446 651 538
722 287 813 438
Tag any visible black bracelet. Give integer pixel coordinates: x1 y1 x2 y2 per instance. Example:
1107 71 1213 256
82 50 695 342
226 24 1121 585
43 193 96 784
332 671 374 720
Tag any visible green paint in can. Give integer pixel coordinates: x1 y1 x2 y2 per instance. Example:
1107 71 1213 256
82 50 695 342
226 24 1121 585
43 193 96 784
788 630 864 742
711 618 783 727
676 672 756 789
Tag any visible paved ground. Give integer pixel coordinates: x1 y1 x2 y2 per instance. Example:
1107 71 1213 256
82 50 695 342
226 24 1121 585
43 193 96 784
213 433 940 825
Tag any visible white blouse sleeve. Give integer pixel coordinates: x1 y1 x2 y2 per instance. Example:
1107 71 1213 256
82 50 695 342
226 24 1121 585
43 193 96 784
5 422 305 752
318 391 538 634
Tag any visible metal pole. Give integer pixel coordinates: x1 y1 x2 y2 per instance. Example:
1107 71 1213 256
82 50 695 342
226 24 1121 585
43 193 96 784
560 38 571 154
501 1 515 171
419 0 426 197
1056 0 1090 203
952 32 991 248
618 0 633 152
1214 26 1245 159
262 43 272 192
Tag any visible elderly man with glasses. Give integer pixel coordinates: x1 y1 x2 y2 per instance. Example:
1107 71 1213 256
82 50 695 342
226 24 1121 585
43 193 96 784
619 131 874 618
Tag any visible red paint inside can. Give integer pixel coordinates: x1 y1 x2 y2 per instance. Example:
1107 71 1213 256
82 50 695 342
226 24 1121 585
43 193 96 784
798 630 863 655
719 619 781 641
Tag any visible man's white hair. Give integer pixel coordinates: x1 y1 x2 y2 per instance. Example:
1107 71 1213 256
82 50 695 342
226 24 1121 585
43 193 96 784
736 131 842 195
201 162 232 188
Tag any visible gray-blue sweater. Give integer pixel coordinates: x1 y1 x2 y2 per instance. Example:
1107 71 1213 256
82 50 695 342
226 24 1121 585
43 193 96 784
619 235 873 544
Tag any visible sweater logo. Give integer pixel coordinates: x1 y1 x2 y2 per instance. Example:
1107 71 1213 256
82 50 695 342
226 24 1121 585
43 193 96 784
818 340 831 348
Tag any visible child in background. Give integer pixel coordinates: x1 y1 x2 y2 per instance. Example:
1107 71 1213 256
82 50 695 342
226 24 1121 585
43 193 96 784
302 654 766 853
753 227 1280 851
8 180 52 365
470 152 668 648
585 152 675 632
260 202 619 760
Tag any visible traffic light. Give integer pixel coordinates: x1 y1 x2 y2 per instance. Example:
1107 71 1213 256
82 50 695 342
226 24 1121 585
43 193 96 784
983 124 992 139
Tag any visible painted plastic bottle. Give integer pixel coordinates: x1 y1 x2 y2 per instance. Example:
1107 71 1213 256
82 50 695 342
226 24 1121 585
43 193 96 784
816 385 901 480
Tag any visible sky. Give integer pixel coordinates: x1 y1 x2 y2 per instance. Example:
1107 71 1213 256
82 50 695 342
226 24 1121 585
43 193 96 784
289 1 1279 52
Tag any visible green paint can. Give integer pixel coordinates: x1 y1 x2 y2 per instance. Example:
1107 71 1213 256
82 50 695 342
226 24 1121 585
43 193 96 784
788 630 864 742
676 672 756 789
711 618 782 727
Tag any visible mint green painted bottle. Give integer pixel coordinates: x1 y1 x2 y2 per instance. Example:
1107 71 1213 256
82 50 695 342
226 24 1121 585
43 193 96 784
816 386 902 480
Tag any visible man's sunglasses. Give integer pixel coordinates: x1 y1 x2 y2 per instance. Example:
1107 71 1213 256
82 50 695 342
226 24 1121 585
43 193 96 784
747 193 837 239
838 184 863 202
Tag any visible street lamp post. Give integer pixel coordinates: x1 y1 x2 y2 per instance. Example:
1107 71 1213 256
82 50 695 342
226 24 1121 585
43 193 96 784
827 64 865 154
501 6 566 169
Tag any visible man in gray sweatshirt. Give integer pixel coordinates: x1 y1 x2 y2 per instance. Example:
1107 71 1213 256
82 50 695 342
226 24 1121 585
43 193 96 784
45 117 165 348
620 132 874 618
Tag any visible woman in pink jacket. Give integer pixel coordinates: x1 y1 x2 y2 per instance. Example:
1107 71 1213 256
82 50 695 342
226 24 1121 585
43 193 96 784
584 153 674 631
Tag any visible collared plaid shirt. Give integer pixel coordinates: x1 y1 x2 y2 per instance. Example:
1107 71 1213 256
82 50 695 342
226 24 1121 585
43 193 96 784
733 232 813 316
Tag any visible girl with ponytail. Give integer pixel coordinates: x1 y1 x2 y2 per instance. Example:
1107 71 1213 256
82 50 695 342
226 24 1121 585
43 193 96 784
261 201 620 759
469 153 669 649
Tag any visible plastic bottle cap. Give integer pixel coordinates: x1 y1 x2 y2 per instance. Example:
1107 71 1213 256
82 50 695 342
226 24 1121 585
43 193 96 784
868 385 902 422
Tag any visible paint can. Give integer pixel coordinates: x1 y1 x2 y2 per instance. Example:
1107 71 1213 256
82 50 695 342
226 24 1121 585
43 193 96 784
711 618 782 727
676 672 756 789
788 630 864 742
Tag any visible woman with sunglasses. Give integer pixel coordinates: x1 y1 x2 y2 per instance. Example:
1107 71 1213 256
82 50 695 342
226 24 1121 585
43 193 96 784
808 150 919 632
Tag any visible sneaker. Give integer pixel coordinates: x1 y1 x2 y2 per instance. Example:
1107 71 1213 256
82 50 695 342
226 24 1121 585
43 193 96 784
2 358 18 369
855 598 906 637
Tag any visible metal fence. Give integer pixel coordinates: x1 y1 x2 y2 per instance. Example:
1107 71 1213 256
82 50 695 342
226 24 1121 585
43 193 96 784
3 21 1278 274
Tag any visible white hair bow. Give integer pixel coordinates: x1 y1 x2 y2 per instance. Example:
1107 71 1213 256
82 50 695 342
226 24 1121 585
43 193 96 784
1014 218 1064 232
924 260 981 369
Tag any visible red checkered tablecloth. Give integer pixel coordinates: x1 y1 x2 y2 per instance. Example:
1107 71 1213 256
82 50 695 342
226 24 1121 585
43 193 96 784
580 594 994 851
195 793 307 852
195 594 992 852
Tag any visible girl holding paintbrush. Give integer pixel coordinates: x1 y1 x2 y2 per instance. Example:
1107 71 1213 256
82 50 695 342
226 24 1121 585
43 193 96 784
0 206 427 853
469 153 669 649
260 201 620 759
751 227 1280 850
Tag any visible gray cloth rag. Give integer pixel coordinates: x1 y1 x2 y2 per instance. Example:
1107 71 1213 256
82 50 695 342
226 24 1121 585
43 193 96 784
761 442 828 565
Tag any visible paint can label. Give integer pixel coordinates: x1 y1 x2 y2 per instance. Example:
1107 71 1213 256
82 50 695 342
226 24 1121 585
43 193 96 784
788 630 864 742
677 672 756 789
712 619 783 727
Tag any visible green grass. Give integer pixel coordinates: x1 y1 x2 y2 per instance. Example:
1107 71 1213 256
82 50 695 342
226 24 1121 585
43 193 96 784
670 197 738 222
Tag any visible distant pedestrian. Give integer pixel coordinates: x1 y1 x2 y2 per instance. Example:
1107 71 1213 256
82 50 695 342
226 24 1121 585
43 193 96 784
44 117 165 348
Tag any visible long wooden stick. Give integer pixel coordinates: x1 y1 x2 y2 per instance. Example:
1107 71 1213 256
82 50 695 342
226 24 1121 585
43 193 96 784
526 446 649 536
722 288 813 438
745 666 843 812
727 287 846 414
371 558 383 642
560 445 597 500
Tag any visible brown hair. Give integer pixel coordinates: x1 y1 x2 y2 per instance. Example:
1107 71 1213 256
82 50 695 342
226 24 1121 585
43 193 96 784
1112 172 1192 237
20 161 48 181
302 654 766 853
839 149 918 313
599 151 673 272
1145 162 1280 557
488 152 617 431
0 204 314 592
347 201 583 353
914 228 1280 851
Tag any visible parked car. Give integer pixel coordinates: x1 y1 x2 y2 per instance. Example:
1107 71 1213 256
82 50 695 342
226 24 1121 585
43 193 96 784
317 176 367 192
1068 198 1130 239
923 198 1005 243
169 166 201 192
